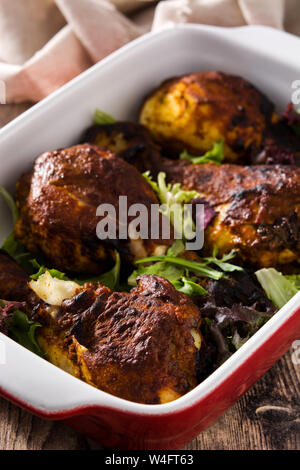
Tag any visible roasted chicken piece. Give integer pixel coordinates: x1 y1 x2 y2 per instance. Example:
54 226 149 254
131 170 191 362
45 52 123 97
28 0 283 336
161 160 300 268
14 144 171 275
0 254 202 404
139 72 276 162
23 272 202 404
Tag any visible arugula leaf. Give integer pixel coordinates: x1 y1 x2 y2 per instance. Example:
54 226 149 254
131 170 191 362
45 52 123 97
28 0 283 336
7 309 44 357
143 171 199 239
128 241 187 286
202 247 244 273
0 187 19 224
255 268 298 309
130 242 243 293
94 108 116 125
180 139 224 165
171 277 208 296
135 254 224 280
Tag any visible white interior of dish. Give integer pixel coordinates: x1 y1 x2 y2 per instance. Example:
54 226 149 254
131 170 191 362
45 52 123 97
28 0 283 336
0 24 299 415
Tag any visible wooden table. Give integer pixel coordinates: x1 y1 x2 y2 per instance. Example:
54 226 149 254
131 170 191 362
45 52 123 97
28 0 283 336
0 106 299 450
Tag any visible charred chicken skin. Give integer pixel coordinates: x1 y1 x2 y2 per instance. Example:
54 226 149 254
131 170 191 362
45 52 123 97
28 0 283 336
14 144 171 275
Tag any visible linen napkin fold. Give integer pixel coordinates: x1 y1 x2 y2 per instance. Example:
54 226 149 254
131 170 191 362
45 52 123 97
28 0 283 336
0 0 299 104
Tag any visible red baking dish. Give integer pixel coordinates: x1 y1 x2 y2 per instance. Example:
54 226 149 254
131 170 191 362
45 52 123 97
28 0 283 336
0 24 300 449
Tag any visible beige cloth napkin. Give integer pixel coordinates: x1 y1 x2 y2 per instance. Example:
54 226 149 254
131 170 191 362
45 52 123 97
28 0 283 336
0 0 299 104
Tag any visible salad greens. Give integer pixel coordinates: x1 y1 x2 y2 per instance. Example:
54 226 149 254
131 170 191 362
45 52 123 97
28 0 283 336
128 240 243 297
179 139 224 165
73 252 121 289
0 300 44 357
30 253 121 290
202 246 244 273
8 309 44 357
0 187 19 224
94 108 116 125
171 277 208 296
255 268 300 309
143 171 199 239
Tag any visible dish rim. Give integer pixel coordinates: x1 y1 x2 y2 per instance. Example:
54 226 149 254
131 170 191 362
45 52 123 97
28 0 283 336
0 23 300 417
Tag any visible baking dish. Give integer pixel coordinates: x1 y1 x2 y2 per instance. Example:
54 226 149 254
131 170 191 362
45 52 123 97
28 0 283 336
0 24 300 450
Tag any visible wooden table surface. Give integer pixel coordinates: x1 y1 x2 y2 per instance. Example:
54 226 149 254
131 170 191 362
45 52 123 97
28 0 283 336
0 105 299 451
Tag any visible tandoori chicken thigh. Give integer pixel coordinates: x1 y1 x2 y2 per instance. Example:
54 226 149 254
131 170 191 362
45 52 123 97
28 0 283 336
48 274 202 404
14 144 171 274
161 160 300 267
0 254 202 404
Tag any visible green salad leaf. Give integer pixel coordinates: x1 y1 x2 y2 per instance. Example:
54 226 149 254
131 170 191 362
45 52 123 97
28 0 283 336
171 277 208 296
255 268 299 309
94 108 116 125
128 241 243 296
30 266 69 281
2 234 44 272
285 274 300 290
180 139 224 165
135 254 224 280
0 186 46 272
202 247 244 273
128 243 185 286
31 252 121 291
0 187 19 224
77 251 121 290
143 171 199 239
7 309 44 357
